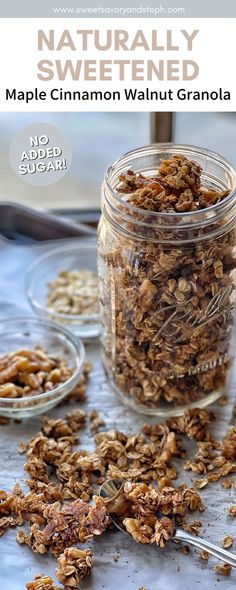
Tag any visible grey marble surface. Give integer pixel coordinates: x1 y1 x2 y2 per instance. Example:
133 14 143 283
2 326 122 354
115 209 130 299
0 238 235 590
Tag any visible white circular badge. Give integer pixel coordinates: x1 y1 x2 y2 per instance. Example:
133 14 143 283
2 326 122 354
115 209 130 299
9 123 72 186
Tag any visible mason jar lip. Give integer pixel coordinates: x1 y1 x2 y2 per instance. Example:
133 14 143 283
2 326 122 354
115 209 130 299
104 143 236 221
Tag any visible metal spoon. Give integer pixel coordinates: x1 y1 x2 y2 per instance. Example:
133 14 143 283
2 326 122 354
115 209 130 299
100 479 236 567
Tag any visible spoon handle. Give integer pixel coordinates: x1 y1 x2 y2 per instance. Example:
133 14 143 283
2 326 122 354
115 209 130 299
175 528 236 567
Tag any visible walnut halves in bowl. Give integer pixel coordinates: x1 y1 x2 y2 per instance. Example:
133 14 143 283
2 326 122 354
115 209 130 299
0 318 84 419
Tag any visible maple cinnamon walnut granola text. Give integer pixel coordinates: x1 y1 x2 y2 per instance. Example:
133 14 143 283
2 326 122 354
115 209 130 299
99 151 236 409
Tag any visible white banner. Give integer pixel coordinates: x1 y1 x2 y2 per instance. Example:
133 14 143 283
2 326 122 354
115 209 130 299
0 18 234 111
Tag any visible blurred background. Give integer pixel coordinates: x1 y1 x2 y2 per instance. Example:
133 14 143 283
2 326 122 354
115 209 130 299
0 112 235 214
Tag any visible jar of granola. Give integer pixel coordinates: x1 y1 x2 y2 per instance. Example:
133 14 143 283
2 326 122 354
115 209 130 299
98 144 236 416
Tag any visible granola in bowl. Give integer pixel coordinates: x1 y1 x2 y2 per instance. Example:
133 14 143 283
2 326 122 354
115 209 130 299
27 242 101 340
46 269 99 316
98 145 236 414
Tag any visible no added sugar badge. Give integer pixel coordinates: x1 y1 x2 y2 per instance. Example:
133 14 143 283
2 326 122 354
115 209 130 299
9 123 72 186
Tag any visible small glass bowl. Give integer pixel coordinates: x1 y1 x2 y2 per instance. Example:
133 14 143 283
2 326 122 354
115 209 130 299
0 317 85 419
26 241 101 339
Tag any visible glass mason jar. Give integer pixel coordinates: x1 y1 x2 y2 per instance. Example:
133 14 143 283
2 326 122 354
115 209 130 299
97 144 236 416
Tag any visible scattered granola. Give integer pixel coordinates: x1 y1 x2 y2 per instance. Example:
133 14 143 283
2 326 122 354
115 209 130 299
184 436 236 483
56 547 93 587
181 545 190 555
0 403 235 584
221 478 233 489
99 153 236 408
222 425 236 461
214 563 232 576
167 409 214 441
218 395 228 406
181 520 202 536
199 550 209 561
25 575 60 590
90 409 105 434
0 415 10 424
222 535 233 549
194 479 208 490
228 505 236 517
46 269 99 316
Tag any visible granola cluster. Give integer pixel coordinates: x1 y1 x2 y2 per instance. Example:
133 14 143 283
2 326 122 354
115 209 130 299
100 153 236 408
0 348 77 399
214 563 232 576
26 575 61 590
47 269 99 316
105 480 203 548
184 439 236 482
56 547 93 587
222 535 233 549
118 155 229 213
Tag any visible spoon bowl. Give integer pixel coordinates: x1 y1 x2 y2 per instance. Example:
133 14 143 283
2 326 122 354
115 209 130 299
100 479 130 536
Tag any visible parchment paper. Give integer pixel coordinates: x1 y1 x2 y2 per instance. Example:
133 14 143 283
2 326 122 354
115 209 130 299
0 237 235 590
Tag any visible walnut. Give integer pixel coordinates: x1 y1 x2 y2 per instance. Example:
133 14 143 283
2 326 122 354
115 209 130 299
123 518 154 544
228 505 236 517
214 563 232 576
137 279 157 312
222 535 233 549
0 347 82 402
56 547 92 587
